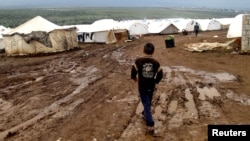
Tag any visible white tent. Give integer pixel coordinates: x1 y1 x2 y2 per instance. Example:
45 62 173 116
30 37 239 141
3 16 78 56
216 18 233 30
77 19 128 44
119 20 149 36
207 19 222 31
76 24 95 43
186 20 199 32
227 14 244 38
170 18 188 32
0 25 11 38
147 20 179 34
172 19 199 32
195 19 221 31
128 22 148 35
7 16 61 35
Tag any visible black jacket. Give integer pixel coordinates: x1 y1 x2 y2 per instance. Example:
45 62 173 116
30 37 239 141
131 56 163 90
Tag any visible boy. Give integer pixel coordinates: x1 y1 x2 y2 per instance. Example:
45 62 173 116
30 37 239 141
131 42 163 135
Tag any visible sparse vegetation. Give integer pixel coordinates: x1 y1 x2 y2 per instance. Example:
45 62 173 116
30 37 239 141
0 7 246 28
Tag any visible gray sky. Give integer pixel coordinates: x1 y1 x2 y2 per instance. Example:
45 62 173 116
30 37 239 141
1 0 250 10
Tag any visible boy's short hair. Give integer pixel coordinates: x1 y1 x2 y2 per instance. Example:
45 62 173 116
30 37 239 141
144 43 155 55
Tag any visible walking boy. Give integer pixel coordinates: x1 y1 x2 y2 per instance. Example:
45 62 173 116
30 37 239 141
131 43 163 134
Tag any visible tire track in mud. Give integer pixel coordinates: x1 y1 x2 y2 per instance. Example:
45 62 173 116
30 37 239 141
0 44 136 140
0 64 103 140
117 65 245 141
1 42 250 140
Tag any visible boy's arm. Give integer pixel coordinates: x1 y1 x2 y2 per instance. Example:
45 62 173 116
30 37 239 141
131 65 138 81
155 68 163 84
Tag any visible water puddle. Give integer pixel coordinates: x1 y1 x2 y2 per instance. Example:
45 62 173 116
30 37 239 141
184 88 198 119
162 66 237 84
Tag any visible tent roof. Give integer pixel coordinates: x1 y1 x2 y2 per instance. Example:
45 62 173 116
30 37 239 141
77 19 125 33
215 18 233 25
171 19 193 31
227 14 244 38
148 20 173 33
7 16 61 35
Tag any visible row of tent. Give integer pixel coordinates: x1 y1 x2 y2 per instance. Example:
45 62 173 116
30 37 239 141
0 14 246 56
74 17 233 43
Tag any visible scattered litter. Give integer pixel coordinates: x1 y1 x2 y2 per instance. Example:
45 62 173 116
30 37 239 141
184 39 236 52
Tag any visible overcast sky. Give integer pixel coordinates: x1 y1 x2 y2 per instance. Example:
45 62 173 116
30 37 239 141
1 0 250 10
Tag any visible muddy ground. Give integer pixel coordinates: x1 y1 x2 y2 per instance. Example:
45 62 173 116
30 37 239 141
0 30 250 141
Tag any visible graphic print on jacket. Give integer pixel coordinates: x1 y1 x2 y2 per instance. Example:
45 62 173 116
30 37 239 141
142 63 154 78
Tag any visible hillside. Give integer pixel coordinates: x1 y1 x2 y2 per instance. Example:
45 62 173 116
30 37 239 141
0 7 244 27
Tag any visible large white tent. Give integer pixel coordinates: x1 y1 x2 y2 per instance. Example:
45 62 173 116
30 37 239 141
119 20 149 36
207 19 222 31
147 20 179 34
227 14 244 38
7 16 61 35
3 16 78 56
215 18 233 30
76 19 128 44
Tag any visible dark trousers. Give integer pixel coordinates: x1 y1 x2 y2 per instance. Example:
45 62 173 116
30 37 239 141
195 30 199 36
139 89 154 127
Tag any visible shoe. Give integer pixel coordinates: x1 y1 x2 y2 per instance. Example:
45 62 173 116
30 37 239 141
146 126 155 135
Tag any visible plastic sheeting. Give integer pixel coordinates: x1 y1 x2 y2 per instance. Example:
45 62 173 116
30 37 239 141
4 28 78 56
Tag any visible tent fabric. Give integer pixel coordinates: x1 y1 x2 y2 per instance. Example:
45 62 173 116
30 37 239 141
77 19 121 33
0 25 12 40
196 19 222 31
185 20 198 32
170 18 189 32
118 20 149 35
106 30 117 44
4 28 78 56
215 18 233 30
128 22 148 35
227 14 244 38
148 20 179 34
6 16 61 35
91 19 121 31
76 20 128 44
159 24 179 34
77 29 128 44
207 19 222 31
3 16 78 56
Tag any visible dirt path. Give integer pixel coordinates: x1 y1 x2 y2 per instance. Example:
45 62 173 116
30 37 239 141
0 30 250 141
